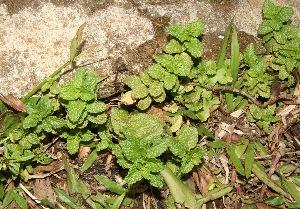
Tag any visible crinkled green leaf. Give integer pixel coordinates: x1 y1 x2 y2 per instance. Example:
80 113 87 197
80 130 94 141
149 81 164 97
142 167 164 188
173 53 193 76
59 68 102 101
262 0 281 20
67 136 80 155
243 61 273 98
79 89 96 102
180 147 206 174
86 101 107 114
164 39 185 54
125 167 143 185
23 96 58 129
153 91 166 103
247 104 279 133
186 19 205 37
124 76 148 99
168 24 190 42
20 133 43 149
66 100 86 123
154 54 176 72
137 96 152 110
59 83 81 100
87 113 107 124
41 116 65 132
174 124 198 152
208 67 232 85
184 38 203 58
147 64 166 80
163 73 178 90
72 68 86 88
22 115 40 129
124 113 165 142
170 115 183 133
262 0 293 22
202 60 217 75
110 108 129 138
154 52 193 77
83 69 103 93
147 138 170 158
140 71 153 86
244 44 259 67
61 129 93 155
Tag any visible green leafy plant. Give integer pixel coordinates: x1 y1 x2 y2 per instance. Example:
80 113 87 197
1 0 300 208
109 108 206 188
258 0 300 84
247 104 279 133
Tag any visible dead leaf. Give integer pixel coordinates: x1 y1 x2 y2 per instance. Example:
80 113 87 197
120 91 135 105
0 93 26 112
78 146 91 160
33 160 63 174
146 105 171 122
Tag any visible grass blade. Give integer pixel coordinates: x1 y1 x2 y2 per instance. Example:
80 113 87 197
217 18 234 69
160 167 197 208
226 146 245 176
110 193 126 209
94 175 126 195
230 28 240 85
62 155 89 195
252 162 291 199
14 192 28 209
245 143 254 179
81 149 98 174
283 179 300 202
54 188 81 209
2 190 15 208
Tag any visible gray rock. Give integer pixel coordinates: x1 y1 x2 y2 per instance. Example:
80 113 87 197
0 0 299 98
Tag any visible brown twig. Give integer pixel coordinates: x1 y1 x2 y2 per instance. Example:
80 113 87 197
259 151 282 199
204 85 279 108
190 83 298 108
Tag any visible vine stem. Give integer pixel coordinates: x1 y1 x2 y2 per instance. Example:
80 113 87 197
21 60 71 103
190 83 295 108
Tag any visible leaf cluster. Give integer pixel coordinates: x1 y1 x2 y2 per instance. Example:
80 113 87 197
258 0 300 84
109 108 206 187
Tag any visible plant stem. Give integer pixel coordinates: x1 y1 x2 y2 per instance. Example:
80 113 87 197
191 83 297 108
21 61 71 103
